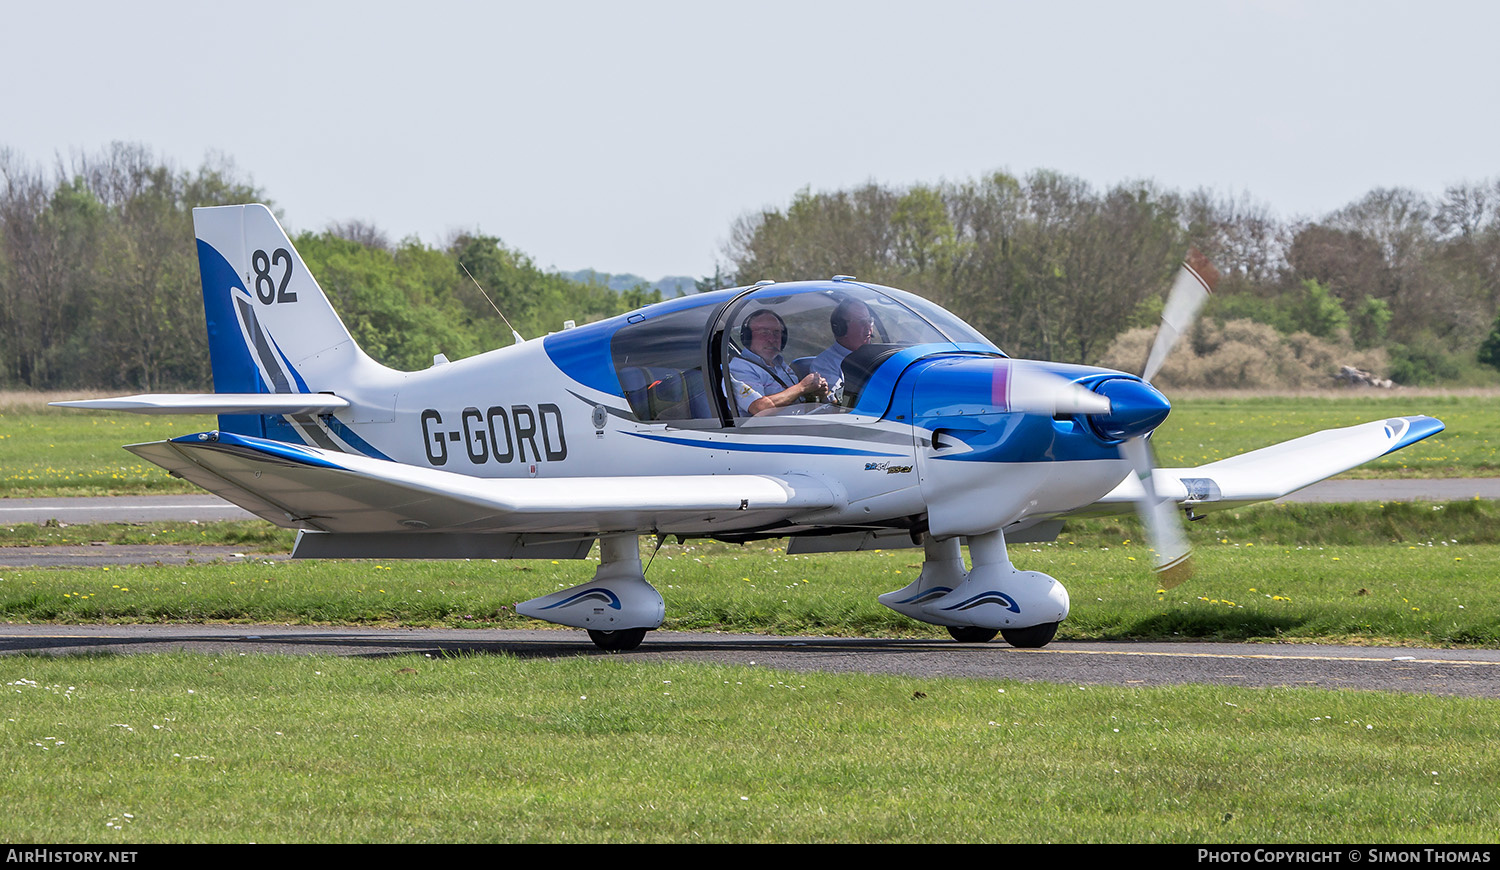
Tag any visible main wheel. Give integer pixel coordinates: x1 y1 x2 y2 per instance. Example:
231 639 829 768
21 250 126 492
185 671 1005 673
1000 621 1058 649
946 625 1000 644
587 627 648 651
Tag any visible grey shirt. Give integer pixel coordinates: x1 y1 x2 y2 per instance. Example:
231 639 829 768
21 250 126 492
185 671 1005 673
727 351 798 415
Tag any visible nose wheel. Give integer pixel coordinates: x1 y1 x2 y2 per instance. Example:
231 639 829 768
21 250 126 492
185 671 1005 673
999 621 1058 649
588 628 648 651
946 625 1000 644
945 622 1059 647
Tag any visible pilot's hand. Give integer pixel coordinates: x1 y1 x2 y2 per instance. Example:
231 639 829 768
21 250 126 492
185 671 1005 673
798 373 829 399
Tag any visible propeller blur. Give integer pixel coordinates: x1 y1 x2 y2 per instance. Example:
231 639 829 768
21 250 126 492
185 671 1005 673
55 206 1444 650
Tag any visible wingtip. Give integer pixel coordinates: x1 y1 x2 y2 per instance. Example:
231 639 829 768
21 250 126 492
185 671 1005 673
48 399 110 410
1383 415 1445 455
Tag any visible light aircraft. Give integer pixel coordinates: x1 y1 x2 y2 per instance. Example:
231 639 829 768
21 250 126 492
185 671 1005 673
58 204 1444 650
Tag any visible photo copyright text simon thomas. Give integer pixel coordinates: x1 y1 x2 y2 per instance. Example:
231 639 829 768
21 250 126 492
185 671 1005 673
1199 852 1490 864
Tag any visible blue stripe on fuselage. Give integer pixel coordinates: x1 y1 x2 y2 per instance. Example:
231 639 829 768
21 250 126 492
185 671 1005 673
325 416 394 461
170 431 346 469
625 431 903 457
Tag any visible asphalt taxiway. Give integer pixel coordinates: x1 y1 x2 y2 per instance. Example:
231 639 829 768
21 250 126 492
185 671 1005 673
1 624 1496 698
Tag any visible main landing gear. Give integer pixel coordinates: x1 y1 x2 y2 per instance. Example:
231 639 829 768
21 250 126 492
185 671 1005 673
880 530 1070 648
516 534 664 651
517 528 1067 652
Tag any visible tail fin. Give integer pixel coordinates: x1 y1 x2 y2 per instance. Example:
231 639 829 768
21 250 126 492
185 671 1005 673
195 204 372 394
193 204 375 435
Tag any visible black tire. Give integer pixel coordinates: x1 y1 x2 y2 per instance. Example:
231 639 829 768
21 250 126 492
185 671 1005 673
1000 622 1059 649
946 625 1000 644
587 627 648 651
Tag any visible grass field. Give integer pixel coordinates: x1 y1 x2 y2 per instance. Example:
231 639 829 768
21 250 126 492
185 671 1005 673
1154 392 1499 477
2 653 1497 843
1 390 1495 496
0 400 214 496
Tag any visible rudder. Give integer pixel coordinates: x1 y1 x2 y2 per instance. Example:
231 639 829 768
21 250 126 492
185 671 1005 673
193 204 372 435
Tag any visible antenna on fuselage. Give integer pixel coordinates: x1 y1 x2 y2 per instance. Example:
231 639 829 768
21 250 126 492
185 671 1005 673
459 261 525 345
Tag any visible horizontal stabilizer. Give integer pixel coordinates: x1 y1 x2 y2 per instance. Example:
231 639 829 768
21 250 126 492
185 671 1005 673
51 393 350 416
125 431 842 536
1075 415 1444 516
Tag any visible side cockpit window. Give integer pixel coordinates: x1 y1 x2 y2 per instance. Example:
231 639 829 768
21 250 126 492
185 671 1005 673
610 305 717 422
720 286 961 418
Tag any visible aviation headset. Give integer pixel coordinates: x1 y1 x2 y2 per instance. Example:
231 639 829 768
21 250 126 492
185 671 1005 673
829 298 864 338
739 309 789 351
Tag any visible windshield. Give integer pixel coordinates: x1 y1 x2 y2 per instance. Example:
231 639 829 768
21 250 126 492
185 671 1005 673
721 283 995 418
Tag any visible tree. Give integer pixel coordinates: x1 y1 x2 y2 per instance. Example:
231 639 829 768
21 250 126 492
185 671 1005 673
0 145 267 390
695 264 733 293
1181 189 1286 290
723 172 1188 364
0 159 103 388
326 219 391 251
891 185 957 275
1350 296 1392 349
1479 310 1500 372
81 144 207 389
1287 279 1349 340
1433 180 1500 324
620 285 662 310
297 232 475 369
1286 223 1387 303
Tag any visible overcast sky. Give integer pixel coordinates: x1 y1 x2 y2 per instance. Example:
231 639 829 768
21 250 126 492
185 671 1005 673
6 0 1497 279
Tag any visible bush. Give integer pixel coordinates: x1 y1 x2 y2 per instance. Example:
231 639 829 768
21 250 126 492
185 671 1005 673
1286 279 1349 340
1478 312 1500 372
1098 319 1386 389
1387 341 1466 385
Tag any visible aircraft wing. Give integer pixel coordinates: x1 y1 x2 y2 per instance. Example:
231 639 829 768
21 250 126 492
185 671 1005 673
125 431 843 535
52 393 350 416
1065 415 1444 517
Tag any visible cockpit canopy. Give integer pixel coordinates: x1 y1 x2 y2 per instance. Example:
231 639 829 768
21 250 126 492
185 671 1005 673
605 280 998 423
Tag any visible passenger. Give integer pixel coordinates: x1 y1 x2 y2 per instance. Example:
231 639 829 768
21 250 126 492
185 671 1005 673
729 309 828 415
810 299 876 392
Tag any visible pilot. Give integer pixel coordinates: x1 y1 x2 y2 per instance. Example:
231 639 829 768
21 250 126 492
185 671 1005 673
729 308 828 415
810 299 876 391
